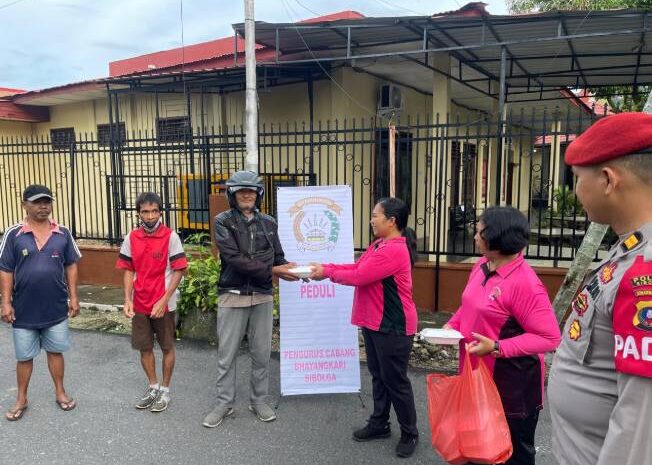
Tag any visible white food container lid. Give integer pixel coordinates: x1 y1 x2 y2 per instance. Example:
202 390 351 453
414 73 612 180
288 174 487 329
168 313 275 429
419 328 464 345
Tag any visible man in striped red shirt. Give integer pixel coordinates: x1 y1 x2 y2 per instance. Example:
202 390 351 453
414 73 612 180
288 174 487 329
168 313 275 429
116 192 187 413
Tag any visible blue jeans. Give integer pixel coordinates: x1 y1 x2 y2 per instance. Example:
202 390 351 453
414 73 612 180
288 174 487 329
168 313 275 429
13 319 71 361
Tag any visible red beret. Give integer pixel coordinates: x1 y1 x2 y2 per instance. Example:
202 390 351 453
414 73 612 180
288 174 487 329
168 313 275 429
564 112 652 166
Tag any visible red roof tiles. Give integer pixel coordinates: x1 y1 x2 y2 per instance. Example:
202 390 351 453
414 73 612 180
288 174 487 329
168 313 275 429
0 101 49 122
109 10 366 77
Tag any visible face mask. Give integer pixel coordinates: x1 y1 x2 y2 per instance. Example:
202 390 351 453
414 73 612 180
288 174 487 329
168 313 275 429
141 217 162 233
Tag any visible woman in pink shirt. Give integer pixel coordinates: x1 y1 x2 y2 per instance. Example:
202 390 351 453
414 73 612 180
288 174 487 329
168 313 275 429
310 197 419 458
445 206 561 465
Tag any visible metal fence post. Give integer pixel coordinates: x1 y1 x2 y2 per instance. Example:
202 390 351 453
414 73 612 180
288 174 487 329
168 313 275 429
69 141 77 237
494 46 507 205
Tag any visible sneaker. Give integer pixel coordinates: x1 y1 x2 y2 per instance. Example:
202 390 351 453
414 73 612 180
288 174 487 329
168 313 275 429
149 392 169 413
202 406 234 428
352 423 391 442
135 387 160 409
396 433 418 458
248 403 277 422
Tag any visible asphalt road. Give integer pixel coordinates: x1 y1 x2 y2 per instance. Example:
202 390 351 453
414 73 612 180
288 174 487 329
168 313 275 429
0 326 559 465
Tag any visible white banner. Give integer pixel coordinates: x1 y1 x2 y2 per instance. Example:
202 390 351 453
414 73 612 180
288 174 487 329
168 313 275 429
277 185 361 396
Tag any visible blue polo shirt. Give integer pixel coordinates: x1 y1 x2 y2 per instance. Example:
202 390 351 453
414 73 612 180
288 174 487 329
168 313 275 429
0 221 82 329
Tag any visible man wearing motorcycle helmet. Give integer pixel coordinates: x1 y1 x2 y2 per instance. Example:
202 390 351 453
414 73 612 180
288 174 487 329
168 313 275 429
202 170 298 428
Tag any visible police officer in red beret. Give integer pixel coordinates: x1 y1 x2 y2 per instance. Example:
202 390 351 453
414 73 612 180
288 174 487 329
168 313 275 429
548 112 652 465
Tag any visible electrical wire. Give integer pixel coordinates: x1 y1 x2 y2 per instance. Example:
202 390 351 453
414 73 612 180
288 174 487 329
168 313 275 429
0 0 28 10
284 0 491 127
537 9 593 79
374 0 429 16
293 0 323 18
283 0 381 120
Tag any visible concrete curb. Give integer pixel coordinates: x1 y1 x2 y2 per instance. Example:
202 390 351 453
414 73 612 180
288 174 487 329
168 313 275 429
79 301 122 312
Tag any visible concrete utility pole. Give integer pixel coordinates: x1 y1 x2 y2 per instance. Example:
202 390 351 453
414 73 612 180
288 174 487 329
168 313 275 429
244 0 258 173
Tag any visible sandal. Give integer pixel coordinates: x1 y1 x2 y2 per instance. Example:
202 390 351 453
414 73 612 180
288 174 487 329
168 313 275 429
56 398 76 412
5 404 27 421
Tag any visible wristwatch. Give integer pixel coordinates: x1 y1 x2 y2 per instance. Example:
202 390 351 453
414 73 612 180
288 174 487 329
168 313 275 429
491 340 501 357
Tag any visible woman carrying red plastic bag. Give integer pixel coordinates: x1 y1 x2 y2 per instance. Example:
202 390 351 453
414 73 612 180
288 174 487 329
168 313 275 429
442 207 561 465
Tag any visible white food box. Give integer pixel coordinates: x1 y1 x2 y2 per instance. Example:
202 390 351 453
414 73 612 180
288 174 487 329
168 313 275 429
288 265 315 279
419 328 464 345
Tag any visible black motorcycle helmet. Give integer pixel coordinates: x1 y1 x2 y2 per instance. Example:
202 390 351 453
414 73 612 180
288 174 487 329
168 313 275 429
225 170 264 209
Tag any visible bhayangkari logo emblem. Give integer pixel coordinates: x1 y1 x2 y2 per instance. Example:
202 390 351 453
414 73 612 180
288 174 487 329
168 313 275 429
633 301 652 332
289 197 341 252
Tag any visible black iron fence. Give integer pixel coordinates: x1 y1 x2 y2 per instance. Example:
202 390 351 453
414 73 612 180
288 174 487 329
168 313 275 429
0 108 613 264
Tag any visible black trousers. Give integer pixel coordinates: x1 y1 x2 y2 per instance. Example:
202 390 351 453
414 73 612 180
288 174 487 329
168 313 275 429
505 411 539 465
362 327 418 436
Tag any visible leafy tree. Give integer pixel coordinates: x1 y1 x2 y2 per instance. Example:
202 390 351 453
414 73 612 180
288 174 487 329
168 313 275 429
508 0 652 13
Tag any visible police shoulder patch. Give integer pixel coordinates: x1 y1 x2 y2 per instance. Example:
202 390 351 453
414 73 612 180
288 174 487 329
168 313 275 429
612 255 652 377
621 231 643 252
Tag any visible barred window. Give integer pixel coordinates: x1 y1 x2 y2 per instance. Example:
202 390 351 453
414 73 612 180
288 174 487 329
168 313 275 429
50 128 75 150
97 123 126 147
156 116 190 143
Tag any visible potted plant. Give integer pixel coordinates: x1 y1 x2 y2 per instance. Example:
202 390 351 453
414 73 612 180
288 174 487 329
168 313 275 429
552 185 584 218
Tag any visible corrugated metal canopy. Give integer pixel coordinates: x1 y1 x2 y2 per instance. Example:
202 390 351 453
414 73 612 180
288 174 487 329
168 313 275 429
233 8 652 94
103 64 327 96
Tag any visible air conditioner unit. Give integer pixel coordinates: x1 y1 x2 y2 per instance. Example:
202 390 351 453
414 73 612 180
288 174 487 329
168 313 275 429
377 84 403 117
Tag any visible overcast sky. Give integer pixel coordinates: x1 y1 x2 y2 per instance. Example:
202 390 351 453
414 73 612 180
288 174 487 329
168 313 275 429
0 0 509 91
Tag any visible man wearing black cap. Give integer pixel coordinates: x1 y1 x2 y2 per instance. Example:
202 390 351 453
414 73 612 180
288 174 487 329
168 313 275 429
548 113 652 465
0 184 81 421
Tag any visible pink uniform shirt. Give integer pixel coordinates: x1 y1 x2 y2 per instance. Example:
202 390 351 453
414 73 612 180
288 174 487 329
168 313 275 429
447 254 560 417
323 236 417 335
